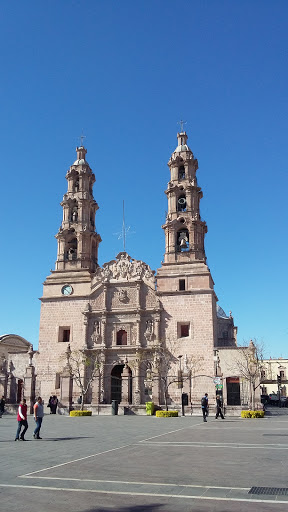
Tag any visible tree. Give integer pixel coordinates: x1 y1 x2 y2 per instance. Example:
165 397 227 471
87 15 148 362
232 340 265 410
139 340 203 411
65 345 101 411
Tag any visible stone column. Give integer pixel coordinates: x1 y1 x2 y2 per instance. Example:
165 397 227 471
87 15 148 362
91 373 99 405
136 282 141 309
121 366 130 405
152 375 160 404
24 365 36 414
155 316 161 343
0 357 8 399
101 318 107 347
133 358 141 405
60 370 73 410
136 318 141 347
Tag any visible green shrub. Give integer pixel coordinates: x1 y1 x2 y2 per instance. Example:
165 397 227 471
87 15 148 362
70 410 92 417
155 410 178 418
241 410 264 418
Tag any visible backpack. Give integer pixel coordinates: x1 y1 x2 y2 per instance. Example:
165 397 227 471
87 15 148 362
201 396 207 407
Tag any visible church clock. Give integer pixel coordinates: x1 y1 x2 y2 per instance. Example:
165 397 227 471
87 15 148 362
61 285 73 296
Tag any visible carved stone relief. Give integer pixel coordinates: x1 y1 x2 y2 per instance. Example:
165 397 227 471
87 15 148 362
144 319 154 342
91 320 101 345
94 252 155 285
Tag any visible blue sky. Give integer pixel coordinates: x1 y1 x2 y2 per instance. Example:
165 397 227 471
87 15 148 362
0 1 287 356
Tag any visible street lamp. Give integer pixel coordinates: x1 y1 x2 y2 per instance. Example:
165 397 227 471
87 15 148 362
178 355 184 416
178 355 183 388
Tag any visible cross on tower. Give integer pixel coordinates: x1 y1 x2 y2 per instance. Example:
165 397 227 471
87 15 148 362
79 133 86 146
178 120 187 133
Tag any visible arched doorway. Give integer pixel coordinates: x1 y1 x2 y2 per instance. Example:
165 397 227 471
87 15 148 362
226 377 241 405
111 365 133 404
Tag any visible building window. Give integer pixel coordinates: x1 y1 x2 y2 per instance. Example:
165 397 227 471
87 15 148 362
177 229 189 252
223 331 228 339
177 195 187 212
58 327 70 342
179 324 189 338
178 166 185 180
55 373 60 389
117 329 127 346
261 370 266 379
179 279 185 291
280 370 285 379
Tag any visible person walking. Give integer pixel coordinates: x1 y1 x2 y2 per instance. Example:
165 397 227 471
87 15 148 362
48 396 53 414
0 395 5 417
33 397 44 439
15 398 28 441
201 393 209 422
215 394 225 419
50 395 58 414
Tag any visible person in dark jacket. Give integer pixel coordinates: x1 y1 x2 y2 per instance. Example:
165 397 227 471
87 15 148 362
201 393 209 422
0 396 5 417
215 394 225 419
50 395 58 414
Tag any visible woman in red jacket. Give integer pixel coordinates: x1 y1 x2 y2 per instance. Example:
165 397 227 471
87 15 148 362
15 398 28 441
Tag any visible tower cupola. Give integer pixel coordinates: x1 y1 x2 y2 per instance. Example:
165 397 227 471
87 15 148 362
175 131 190 152
74 146 87 164
161 130 207 264
157 130 215 295
55 145 101 273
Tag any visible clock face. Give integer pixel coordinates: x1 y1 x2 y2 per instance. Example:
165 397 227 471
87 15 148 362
61 285 73 296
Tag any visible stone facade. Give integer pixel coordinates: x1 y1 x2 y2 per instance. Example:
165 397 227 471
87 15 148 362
3 131 262 414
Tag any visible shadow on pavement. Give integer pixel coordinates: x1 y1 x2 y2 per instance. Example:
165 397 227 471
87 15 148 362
84 507 163 512
1 436 94 443
44 436 94 441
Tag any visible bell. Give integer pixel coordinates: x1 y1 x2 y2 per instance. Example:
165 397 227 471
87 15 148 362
180 238 187 249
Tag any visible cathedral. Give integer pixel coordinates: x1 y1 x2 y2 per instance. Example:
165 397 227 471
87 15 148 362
1 131 251 414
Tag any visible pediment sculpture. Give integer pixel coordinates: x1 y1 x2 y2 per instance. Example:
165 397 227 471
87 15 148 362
94 252 155 285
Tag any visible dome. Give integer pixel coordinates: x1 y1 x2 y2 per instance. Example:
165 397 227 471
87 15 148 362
73 158 88 165
174 144 190 153
216 305 229 319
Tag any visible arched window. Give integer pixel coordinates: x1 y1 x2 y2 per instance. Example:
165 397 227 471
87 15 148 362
73 174 79 192
178 166 185 180
177 195 186 212
117 329 127 346
65 238 77 260
177 229 189 252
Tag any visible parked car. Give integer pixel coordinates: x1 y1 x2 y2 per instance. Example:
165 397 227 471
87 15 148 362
269 394 279 405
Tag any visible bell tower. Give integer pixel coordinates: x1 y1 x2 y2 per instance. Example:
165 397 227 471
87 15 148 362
55 145 101 273
157 131 215 295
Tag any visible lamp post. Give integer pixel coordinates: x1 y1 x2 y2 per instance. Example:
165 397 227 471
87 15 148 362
178 355 184 415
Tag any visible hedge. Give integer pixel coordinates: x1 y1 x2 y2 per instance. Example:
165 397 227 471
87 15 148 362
241 410 265 418
70 410 92 417
155 410 178 418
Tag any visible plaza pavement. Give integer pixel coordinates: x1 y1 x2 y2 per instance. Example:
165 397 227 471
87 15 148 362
1 409 288 512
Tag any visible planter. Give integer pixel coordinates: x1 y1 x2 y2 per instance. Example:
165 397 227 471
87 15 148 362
70 410 92 417
241 410 264 418
155 410 178 417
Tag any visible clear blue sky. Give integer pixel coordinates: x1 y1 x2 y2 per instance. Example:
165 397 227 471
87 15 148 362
0 1 287 356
